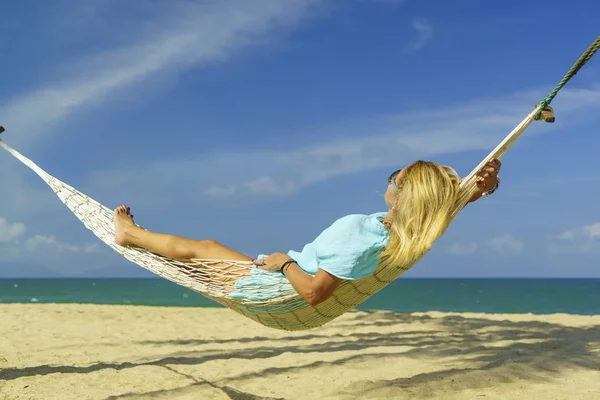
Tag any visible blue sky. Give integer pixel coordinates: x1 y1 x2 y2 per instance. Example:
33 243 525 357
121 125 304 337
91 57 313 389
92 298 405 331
1 0 599 278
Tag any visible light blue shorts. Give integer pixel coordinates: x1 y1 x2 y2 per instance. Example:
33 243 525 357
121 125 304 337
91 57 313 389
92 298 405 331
228 254 295 301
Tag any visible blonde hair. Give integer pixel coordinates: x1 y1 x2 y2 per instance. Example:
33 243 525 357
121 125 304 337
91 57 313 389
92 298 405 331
378 160 465 270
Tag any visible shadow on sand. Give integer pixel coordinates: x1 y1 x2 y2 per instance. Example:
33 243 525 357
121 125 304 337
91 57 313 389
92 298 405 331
2 312 599 399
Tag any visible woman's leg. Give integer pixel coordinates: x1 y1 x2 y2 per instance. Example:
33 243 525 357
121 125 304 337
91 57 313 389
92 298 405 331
113 205 252 262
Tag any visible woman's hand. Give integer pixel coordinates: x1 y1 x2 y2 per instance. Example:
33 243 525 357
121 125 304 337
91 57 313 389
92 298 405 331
254 252 342 306
253 252 292 272
476 159 501 192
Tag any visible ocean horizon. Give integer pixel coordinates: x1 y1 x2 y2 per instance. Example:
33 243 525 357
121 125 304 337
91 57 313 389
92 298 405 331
1 278 599 315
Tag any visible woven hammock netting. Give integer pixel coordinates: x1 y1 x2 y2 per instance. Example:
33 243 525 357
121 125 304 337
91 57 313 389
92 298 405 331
1 36 597 331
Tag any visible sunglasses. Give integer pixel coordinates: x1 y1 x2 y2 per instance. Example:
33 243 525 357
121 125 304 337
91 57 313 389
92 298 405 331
388 169 402 190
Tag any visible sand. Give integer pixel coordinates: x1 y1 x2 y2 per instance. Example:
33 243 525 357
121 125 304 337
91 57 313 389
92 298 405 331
1 304 599 400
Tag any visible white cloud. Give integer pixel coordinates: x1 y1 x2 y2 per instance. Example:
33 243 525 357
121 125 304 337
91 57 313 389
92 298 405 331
486 234 524 254
409 18 433 50
0 0 320 151
0 217 26 244
2 1 600 218
26 235 100 254
0 0 321 221
244 177 298 196
79 84 600 207
185 176 298 200
584 223 600 239
0 218 100 265
447 234 524 256
548 222 600 254
447 242 478 256
204 184 237 198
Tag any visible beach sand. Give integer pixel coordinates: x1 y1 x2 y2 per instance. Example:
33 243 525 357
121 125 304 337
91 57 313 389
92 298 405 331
1 304 599 399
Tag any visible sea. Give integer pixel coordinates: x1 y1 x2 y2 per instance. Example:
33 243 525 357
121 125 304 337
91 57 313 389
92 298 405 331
1 278 599 315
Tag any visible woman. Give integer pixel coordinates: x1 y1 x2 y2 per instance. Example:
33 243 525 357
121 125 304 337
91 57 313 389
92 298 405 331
113 159 501 305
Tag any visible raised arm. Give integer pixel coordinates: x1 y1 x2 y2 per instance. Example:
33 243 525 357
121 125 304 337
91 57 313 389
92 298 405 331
466 159 501 203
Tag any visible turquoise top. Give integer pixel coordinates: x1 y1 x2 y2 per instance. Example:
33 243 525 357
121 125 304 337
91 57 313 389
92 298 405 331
287 212 390 280
228 212 390 301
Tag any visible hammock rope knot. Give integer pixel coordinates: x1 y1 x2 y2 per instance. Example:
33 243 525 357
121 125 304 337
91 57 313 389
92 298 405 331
534 36 600 120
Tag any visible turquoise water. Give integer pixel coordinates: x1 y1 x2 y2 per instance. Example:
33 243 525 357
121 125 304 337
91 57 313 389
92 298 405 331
1 278 599 315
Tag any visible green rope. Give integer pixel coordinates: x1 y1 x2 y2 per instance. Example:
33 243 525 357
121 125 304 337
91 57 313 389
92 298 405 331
535 36 600 119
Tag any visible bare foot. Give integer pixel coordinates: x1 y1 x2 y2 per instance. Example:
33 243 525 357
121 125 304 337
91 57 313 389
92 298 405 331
114 205 136 246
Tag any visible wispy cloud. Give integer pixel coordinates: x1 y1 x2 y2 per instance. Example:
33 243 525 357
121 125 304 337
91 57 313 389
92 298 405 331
245 177 298 197
0 0 321 223
0 0 320 150
548 222 600 254
204 184 237 199
447 242 478 256
0 216 99 264
446 234 524 256
487 234 524 254
0 217 26 244
409 18 433 50
26 235 100 254
80 84 600 208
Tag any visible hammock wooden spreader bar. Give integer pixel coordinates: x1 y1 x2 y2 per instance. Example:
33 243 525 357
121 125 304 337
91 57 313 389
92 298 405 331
1 36 597 331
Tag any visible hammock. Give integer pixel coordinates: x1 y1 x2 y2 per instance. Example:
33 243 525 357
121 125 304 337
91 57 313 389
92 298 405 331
1 36 598 331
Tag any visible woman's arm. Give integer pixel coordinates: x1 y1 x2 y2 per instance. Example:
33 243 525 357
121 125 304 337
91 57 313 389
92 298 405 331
284 262 343 305
468 188 485 203
255 253 343 305
466 159 501 204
